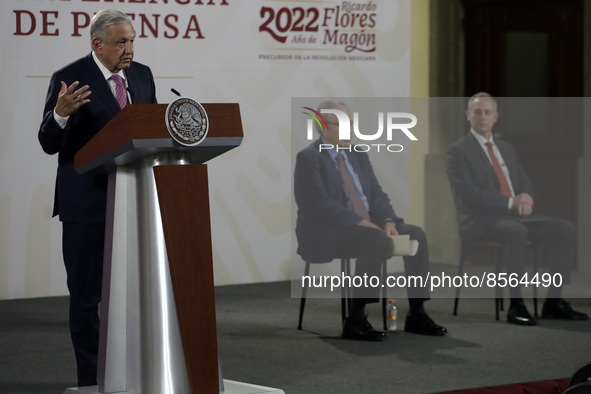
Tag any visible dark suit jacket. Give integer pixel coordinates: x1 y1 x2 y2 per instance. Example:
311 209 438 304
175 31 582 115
38 53 157 224
294 139 402 263
446 132 533 242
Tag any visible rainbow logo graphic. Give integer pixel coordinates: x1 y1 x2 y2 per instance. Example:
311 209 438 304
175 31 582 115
302 107 328 139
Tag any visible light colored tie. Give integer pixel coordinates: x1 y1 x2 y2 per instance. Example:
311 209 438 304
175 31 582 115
485 142 512 197
110 74 127 109
336 153 370 221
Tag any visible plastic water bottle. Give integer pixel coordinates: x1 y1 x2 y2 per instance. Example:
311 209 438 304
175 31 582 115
386 299 397 331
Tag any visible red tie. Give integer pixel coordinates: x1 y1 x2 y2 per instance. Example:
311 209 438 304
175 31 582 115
336 153 370 221
485 142 512 198
110 74 127 109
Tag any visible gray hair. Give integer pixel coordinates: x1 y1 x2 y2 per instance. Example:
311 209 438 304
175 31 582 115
90 9 132 48
467 92 498 110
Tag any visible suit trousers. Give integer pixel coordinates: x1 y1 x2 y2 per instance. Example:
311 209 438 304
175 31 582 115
480 216 576 298
335 223 430 304
62 222 105 383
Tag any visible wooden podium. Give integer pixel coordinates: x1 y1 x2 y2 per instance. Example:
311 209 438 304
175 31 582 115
66 104 284 394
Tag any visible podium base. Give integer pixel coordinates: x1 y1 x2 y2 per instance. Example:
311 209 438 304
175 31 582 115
63 379 286 394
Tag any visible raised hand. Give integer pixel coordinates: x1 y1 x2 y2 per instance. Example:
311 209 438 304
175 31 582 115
55 81 91 117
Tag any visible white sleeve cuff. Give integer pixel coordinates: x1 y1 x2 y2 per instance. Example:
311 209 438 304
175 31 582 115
53 109 69 129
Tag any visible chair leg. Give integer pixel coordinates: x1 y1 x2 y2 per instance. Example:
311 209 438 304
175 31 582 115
340 259 350 323
453 244 465 316
347 259 353 314
495 298 500 321
533 245 538 318
382 260 387 330
297 262 311 330
494 246 503 320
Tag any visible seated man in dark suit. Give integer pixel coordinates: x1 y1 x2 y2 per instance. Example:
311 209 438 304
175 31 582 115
446 92 587 326
294 100 447 341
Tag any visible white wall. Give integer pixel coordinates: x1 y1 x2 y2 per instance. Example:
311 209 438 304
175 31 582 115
0 0 413 299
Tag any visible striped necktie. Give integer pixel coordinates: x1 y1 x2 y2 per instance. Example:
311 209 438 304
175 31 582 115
110 74 127 109
336 153 370 221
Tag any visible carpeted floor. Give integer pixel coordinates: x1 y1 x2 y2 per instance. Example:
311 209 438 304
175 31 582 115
1 280 590 393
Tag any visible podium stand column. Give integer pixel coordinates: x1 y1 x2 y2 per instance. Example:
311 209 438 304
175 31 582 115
97 152 219 394
136 153 191 393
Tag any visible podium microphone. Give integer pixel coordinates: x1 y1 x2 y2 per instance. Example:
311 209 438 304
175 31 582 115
171 88 182 97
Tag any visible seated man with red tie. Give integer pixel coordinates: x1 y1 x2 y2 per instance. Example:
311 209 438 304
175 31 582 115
446 92 587 326
294 100 447 341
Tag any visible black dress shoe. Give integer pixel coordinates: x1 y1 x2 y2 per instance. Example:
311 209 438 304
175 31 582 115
404 311 447 336
342 314 385 342
507 303 537 326
541 299 588 321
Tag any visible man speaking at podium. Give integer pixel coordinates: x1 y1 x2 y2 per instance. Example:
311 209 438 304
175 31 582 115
38 9 157 387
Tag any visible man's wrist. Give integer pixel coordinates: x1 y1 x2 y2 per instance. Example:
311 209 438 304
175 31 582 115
53 108 69 129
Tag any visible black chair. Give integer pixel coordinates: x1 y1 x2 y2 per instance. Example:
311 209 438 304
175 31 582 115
453 239 538 320
297 258 352 330
568 362 591 389
449 188 538 320
297 257 391 331
454 239 505 320
564 383 591 394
